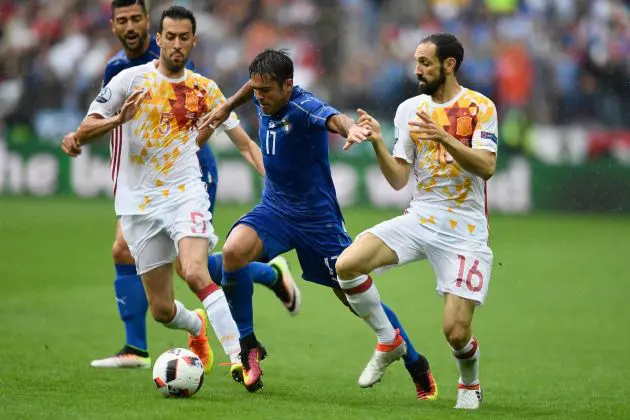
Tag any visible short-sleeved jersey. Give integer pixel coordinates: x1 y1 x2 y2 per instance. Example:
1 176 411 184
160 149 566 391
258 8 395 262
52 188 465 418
102 36 216 191
393 87 498 244
254 86 342 222
88 61 239 215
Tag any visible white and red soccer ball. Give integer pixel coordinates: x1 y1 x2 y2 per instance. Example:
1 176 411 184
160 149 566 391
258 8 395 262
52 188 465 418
152 348 204 398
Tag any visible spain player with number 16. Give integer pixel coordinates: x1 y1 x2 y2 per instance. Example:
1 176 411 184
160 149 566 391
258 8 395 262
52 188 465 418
337 33 498 410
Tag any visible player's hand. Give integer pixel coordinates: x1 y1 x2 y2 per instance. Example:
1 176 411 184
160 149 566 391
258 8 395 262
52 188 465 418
408 111 447 142
342 114 371 151
198 102 231 131
118 89 147 125
61 131 82 157
356 108 382 143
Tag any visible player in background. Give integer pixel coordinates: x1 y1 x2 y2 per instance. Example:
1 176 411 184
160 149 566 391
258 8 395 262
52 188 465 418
338 33 497 409
200 49 434 398
62 0 299 373
62 5 277 376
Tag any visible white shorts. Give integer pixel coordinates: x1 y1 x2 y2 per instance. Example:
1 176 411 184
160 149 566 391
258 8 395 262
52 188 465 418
120 193 218 275
361 213 493 305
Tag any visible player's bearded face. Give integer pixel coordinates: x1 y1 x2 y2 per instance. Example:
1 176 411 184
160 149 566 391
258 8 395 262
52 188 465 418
414 42 447 96
417 64 446 96
112 5 149 53
158 18 196 73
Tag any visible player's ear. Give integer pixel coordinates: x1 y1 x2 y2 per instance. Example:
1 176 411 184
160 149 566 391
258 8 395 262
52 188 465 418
444 57 456 75
156 32 162 47
110 19 116 36
284 78 293 91
192 34 197 48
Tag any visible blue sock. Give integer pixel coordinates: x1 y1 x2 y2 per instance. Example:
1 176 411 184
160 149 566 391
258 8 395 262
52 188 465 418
222 265 255 338
207 253 223 284
249 261 278 288
381 302 420 369
114 264 148 352
207 254 276 289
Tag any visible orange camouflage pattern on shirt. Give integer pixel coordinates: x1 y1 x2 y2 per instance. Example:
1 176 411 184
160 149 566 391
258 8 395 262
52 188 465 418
408 90 495 235
127 72 227 211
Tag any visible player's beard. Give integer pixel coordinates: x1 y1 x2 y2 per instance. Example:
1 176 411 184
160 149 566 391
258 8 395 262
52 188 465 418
417 66 446 96
120 30 148 53
164 52 188 73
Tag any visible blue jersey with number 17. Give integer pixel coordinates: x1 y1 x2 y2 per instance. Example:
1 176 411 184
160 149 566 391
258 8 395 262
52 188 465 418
255 86 342 222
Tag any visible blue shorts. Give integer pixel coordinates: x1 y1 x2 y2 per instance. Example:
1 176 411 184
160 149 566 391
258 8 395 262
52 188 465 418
232 203 352 288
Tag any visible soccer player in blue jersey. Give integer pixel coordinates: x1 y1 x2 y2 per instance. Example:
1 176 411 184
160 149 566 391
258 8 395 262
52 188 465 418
62 0 299 372
200 49 435 397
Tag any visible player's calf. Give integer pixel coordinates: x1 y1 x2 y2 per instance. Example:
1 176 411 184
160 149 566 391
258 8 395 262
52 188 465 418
444 294 481 407
148 299 177 324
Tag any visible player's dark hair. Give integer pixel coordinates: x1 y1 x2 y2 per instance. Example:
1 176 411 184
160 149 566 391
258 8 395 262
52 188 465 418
249 49 294 85
111 0 147 15
420 33 464 72
159 5 196 35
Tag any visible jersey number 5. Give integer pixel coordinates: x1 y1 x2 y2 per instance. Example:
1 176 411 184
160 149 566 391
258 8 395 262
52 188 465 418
265 129 277 155
190 212 207 234
158 112 172 136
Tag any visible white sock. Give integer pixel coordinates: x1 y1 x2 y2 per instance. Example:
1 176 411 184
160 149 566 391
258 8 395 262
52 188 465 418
451 336 480 386
165 300 202 336
338 274 396 344
202 289 241 359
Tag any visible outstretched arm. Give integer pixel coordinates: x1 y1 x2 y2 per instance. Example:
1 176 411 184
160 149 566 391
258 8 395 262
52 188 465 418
75 115 122 145
225 125 265 177
77 90 146 145
352 109 411 191
199 81 253 131
62 90 146 156
326 113 371 148
224 81 254 111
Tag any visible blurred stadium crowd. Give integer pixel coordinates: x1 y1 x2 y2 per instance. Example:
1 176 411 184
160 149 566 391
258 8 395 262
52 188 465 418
1 0 629 143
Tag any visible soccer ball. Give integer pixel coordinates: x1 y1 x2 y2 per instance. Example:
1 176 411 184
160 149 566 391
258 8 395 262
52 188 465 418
152 348 205 398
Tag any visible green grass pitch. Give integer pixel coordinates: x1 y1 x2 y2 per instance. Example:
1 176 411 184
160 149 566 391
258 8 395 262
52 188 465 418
0 198 628 419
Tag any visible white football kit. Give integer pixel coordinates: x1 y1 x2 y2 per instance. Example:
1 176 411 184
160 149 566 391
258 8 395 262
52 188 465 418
365 87 498 304
87 61 239 274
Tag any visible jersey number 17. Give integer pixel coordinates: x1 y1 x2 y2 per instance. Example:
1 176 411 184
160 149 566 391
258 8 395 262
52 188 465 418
265 129 277 155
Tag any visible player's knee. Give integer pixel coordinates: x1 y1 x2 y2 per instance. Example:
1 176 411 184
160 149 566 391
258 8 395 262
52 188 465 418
112 238 133 265
178 260 208 291
221 242 249 271
150 301 175 324
335 253 366 280
443 321 470 349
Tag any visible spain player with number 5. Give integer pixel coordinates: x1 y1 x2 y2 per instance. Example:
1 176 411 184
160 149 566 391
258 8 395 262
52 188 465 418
62 6 267 374
337 33 498 410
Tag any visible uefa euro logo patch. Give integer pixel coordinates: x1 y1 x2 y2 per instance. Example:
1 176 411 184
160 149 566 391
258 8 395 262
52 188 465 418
96 87 112 103
481 131 498 144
